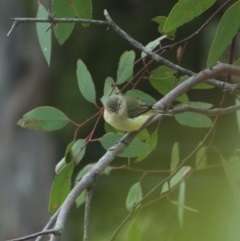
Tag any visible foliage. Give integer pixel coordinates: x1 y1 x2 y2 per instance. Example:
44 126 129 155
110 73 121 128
9 0 240 241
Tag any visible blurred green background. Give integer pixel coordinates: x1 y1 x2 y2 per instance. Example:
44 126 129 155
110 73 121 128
0 0 240 240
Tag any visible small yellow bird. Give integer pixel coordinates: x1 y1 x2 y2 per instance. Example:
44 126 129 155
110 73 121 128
103 95 171 132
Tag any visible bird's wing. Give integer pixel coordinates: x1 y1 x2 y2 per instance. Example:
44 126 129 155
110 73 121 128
125 97 152 118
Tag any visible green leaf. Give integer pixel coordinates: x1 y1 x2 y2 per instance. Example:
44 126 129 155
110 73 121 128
76 190 86 208
207 1 240 67
100 77 119 105
70 0 92 27
36 3 51 65
171 142 180 170
74 165 91 208
55 157 67 174
174 102 213 128
55 141 75 173
152 16 176 38
175 112 212 128
17 107 69 131
195 147 207 169
178 181 186 229
193 82 215 89
150 65 177 79
125 90 156 105
56 139 87 173
150 70 190 102
161 166 191 193
141 36 167 58
220 154 240 209
182 102 213 109
49 163 74 214
234 58 240 67
65 139 87 165
179 75 214 89
171 200 199 212
77 59 96 104
52 0 75 45
135 129 150 141
136 130 158 162
117 51 135 85
126 182 142 211
100 133 152 158
150 76 175 95
65 141 75 160
235 99 240 133
128 219 142 241
163 0 216 33
104 122 119 134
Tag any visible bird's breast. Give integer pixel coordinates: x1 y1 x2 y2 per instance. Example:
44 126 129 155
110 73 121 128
104 110 151 132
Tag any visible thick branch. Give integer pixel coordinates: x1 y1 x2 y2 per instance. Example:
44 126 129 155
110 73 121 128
153 63 240 110
49 131 138 241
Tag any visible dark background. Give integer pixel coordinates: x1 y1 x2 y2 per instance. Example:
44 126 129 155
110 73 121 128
0 0 240 240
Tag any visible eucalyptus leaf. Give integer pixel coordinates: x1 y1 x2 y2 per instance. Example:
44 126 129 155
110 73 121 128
163 0 216 33
77 59 96 104
17 107 69 131
52 0 75 45
128 219 142 241
100 133 152 158
70 0 92 27
49 163 74 214
126 182 142 211
125 90 156 105
36 3 51 65
162 166 191 193
117 51 135 84
207 1 240 67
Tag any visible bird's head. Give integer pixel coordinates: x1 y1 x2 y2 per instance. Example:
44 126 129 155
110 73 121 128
104 95 126 115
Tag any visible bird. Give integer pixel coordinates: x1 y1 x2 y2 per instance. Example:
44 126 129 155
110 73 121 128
103 95 171 132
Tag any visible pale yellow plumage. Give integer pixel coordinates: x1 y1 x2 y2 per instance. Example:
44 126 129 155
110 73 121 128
103 95 170 132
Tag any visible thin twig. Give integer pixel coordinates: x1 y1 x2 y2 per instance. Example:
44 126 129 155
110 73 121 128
108 209 135 241
5 229 61 241
35 209 60 241
8 10 240 96
172 104 240 116
133 115 218 207
7 21 18 36
103 10 193 76
103 10 240 94
7 18 109 36
9 17 109 25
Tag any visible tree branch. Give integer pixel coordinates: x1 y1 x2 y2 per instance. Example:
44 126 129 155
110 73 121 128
8 8 240 241
8 10 240 96
153 63 240 110
83 188 94 241
172 104 240 116
5 229 61 241
7 18 109 35
35 209 60 241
